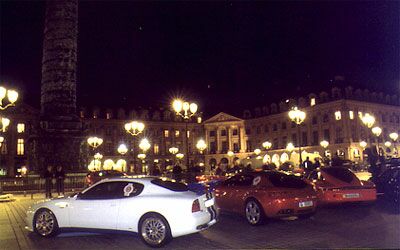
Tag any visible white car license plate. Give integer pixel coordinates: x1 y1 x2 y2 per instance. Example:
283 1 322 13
299 201 313 208
343 193 360 198
205 198 214 208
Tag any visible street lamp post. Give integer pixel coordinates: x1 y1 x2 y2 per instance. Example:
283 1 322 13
196 139 207 167
172 99 198 169
288 107 306 165
320 140 329 157
93 153 103 171
139 138 151 174
389 132 398 156
117 144 128 172
124 121 145 173
371 126 382 156
87 136 103 170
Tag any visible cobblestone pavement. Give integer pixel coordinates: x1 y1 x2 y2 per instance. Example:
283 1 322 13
1 193 399 249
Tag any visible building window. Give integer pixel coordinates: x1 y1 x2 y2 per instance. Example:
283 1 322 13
175 130 180 137
221 130 227 136
80 111 85 118
291 134 297 145
335 127 344 143
358 111 363 119
17 139 24 155
310 98 316 106
209 130 216 137
221 141 228 153
186 130 190 138
164 130 169 138
106 113 112 119
246 140 252 152
256 126 261 134
312 116 317 125
312 131 319 145
264 125 269 133
154 144 159 155
273 124 277 131
323 114 329 123
1 140 7 154
233 143 239 152
335 111 342 120
197 117 202 123
349 111 354 120
210 141 216 154
17 123 25 133
382 114 386 123
281 122 286 130
324 129 330 142
245 128 251 135
232 129 238 136
282 136 287 146
273 138 279 149
302 132 308 146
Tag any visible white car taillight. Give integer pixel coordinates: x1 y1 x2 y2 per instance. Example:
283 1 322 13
192 199 200 213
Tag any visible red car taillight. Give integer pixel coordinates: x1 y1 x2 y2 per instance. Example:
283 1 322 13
192 199 201 213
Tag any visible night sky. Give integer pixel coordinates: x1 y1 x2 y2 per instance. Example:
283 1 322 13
1 1 399 117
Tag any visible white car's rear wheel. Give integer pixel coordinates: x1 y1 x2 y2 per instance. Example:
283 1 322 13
33 208 59 237
139 213 171 247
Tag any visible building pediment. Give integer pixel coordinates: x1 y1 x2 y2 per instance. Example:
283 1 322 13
204 112 243 124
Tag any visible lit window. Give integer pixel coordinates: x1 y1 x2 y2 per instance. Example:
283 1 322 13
349 111 354 120
17 123 25 133
164 130 169 138
17 139 24 155
106 113 111 119
197 117 202 123
187 130 190 138
80 111 84 118
335 111 342 120
154 144 159 154
175 130 180 137
310 98 316 106
358 111 363 119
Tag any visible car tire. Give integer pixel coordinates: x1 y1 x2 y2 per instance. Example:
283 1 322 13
139 213 172 248
245 199 265 226
33 208 59 237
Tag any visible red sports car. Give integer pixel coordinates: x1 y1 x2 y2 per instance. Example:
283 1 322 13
306 167 376 204
214 171 317 225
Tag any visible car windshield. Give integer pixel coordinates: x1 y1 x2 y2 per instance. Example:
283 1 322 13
322 167 355 183
267 172 308 188
151 178 188 192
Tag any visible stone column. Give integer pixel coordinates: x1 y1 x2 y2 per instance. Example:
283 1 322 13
228 127 233 151
216 127 221 154
239 127 246 153
41 0 78 118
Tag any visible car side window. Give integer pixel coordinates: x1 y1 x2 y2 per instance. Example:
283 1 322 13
236 175 254 186
80 182 143 200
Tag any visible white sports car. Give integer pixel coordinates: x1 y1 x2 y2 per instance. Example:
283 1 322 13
25 176 218 247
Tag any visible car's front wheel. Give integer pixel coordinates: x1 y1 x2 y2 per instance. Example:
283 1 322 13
33 208 59 237
245 199 265 226
139 213 172 248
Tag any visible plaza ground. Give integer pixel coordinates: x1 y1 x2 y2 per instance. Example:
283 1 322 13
1 193 399 249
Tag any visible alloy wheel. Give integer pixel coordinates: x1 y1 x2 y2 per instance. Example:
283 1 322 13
141 217 167 245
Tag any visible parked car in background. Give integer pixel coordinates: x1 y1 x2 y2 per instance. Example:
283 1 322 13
215 171 317 225
26 176 218 247
373 165 400 204
306 167 376 204
85 170 127 186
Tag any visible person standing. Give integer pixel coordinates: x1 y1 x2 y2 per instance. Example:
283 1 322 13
302 157 313 174
55 166 65 196
44 166 54 198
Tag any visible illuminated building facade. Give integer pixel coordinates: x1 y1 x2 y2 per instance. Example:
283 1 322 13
0 87 399 176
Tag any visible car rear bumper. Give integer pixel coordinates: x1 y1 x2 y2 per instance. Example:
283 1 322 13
265 197 318 218
318 188 377 204
171 206 219 238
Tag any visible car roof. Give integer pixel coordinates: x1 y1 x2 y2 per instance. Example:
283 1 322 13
95 175 171 185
